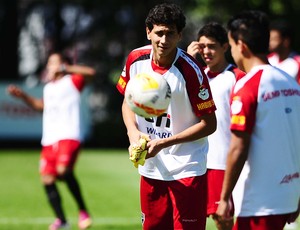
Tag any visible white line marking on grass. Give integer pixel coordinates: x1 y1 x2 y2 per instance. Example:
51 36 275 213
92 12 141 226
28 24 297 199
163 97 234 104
0 217 140 225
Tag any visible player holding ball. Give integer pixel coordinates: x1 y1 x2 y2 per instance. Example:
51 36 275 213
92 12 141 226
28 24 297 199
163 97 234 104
116 3 216 230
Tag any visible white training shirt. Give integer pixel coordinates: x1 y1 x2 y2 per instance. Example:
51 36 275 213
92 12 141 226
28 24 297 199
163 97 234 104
205 64 244 170
231 64 300 216
41 74 84 145
117 45 216 181
268 52 300 83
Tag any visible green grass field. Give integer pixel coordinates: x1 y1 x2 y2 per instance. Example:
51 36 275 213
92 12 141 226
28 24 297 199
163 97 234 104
0 149 298 230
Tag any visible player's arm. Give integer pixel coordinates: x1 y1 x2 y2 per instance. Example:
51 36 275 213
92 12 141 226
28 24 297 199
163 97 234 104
61 64 96 82
121 91 151 168
146 112 217 158
6 85 44 111
121 98 141 145
216 130 250 220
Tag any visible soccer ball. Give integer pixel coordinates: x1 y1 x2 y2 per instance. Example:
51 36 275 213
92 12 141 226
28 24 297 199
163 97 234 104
125 73 171 118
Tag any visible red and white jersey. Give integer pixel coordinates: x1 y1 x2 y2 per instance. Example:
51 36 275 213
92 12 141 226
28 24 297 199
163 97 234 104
268 52 300 84
41 74 85 145
231 64 300 216
117 45 216 181
205 65 245 170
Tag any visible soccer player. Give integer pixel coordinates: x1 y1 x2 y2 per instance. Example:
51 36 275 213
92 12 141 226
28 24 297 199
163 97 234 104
216 10 300 230
268 19 300 84
187 22 245 230
7 52 95 230
116 3 217 230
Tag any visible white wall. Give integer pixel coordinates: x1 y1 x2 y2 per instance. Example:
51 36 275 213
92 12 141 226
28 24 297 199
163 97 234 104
0 81 92 141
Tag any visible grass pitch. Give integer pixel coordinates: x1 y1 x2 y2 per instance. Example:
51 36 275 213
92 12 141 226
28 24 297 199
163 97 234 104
0 149 297 230
0 148 143 230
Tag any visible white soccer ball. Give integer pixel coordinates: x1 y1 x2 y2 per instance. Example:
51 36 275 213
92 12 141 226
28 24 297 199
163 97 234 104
125 73 171 118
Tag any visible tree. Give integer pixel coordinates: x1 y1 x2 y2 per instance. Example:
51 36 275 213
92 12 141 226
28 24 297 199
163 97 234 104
3 0 300 147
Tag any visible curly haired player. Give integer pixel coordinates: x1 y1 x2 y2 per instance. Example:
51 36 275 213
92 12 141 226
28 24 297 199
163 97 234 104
116 3 216 230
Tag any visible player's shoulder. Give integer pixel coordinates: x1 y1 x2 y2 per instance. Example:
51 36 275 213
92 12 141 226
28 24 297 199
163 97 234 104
228 64 246 81
267 52 277 59
70 74 85 91
177 48 205 69
289 52 300 63
178 48 198 62
128 45 152 60
233 66 264 93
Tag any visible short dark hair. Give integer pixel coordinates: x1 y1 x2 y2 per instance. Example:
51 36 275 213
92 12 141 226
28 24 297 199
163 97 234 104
197 22 228 45
227 10 270 54
145 3 186 33
270 19 293 41
49 51 72 64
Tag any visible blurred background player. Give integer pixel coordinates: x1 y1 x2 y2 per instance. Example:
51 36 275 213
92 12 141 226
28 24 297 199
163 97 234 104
116 3 217 230
7 52 95 230
216 10 300 230
187 22 245 230
268 19 300 84
269 20 300 230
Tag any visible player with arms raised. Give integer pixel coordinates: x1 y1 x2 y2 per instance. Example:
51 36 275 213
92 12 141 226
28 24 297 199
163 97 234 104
7 52 95 230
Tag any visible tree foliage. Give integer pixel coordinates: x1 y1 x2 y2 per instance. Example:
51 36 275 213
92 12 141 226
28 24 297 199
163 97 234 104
1 0 299 146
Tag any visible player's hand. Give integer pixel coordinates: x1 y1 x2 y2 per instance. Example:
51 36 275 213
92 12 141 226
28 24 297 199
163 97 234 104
187 41 200 58
129 135 150 168
6 85 25 98
146 138 164 159
127 130 142 150
216 199 233 223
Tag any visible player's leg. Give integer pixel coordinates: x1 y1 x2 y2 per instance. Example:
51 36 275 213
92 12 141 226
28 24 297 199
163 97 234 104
63 171 87 211
140 176 173 230
170 174 207 230
56 140 91 229
234 214 289 230
40 145 69 229
207 169 234 230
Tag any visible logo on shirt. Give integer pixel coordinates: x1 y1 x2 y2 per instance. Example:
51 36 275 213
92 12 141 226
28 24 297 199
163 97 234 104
285 107 292 113
145 113 172 138
231 115 245 125
196 100 215 111
231 96 243 114
280 172 299 184
198 85 209 100
117 77 126 90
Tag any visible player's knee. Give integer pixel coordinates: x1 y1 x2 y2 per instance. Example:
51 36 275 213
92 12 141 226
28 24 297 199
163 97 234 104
57 166 72 180
57 165 68 176
41 174 56 185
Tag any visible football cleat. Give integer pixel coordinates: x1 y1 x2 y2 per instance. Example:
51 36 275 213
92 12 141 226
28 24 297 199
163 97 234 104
78 210 92 229
49 218 69 230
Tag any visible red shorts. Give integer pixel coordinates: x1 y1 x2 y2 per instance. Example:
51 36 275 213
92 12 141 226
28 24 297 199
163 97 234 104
40 139 80 176
140 174 207 230
207 169 234 216
234 214 289 230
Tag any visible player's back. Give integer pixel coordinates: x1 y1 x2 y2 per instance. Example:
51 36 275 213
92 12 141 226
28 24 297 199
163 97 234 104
253 65 300 167
233 64 300 216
